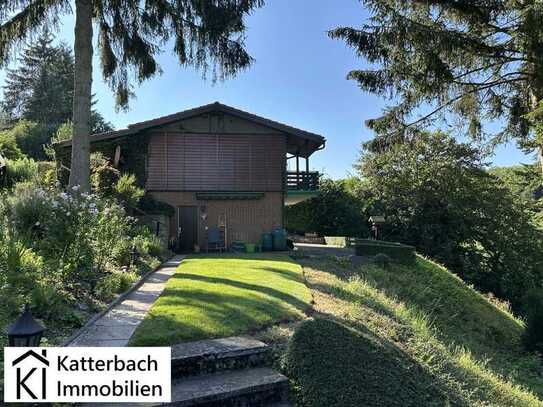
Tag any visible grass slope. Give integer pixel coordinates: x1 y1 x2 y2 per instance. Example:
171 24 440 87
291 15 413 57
130 253 312 346
284 255 543 407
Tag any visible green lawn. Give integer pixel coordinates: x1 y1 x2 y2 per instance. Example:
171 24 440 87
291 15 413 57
130 253 312 346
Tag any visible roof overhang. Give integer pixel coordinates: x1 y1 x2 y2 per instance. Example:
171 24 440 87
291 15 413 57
56 102 326 157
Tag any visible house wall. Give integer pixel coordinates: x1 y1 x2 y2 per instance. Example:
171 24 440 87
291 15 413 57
145 112 287 192
150 191 283 248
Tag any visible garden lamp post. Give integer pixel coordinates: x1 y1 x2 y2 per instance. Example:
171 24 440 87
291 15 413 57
369 216 386 240
131 244 140 268
7 304 45 347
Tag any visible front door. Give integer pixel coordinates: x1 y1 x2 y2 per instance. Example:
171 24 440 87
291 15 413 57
178 206 198 253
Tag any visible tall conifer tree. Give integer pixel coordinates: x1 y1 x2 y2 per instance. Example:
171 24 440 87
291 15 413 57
0 0 263 191
330 1 543 170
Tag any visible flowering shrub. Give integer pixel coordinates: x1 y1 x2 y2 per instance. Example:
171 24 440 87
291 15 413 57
4 183 159 299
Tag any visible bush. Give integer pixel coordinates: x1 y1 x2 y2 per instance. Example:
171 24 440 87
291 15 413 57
95 271 138 302
31 283 68 320
0 129 24 159
112 239 133 268
523 289 543 353
283 318 446 407
114 173 144 208
91 153 120 196
285 178 369 237
354 239 416 264
2 158 39 189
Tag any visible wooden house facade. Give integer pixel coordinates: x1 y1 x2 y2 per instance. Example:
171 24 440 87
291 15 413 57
57 102 325 252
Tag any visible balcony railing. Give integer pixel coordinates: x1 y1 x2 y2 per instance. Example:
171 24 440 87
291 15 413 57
286 171 319 191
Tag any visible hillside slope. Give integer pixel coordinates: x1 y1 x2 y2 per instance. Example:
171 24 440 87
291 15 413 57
283 255 543 406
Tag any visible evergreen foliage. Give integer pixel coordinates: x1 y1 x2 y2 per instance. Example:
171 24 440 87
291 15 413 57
1 31 113 134
330 1 543 165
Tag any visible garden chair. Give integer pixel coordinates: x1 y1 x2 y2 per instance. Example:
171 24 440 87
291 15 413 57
207 227 225 252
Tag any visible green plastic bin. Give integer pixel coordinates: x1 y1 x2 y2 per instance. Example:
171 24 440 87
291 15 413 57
245 243 256 253
272 228 287 251
261 233 273 251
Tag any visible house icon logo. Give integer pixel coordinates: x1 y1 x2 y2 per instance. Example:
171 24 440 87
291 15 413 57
11 349 49 400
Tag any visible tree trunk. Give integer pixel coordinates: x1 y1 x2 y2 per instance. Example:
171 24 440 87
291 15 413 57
69 0 93 192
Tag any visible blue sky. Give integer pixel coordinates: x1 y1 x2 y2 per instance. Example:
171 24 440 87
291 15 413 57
0 0 534 178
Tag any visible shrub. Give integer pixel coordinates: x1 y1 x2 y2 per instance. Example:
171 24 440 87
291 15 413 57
0 129 24 159
114 173 144 208
283 318 446 407
2 158 39 188
91 153 120 196
95 271 138 302
31 283 67 320
354 239 416 264
112 239 133 268
522 289 543 353
133 231 164 258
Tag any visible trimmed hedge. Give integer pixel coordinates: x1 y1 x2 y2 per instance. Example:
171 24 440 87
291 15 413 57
283 318 447 407
354 239 416 264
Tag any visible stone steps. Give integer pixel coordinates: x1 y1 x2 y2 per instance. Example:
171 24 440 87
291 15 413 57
83 336 291 407
171 336 270 378
167 367 289 406
167 336 290 406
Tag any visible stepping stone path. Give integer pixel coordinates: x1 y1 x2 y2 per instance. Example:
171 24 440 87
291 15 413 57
68 255 185 347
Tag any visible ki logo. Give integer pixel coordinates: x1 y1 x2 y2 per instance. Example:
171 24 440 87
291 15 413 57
11 349 49 400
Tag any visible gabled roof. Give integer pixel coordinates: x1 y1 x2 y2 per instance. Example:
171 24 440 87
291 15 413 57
56 102 326 156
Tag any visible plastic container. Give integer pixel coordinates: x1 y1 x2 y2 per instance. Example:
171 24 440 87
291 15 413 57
272 228 287 251
261 233 273 251
245 243 256 253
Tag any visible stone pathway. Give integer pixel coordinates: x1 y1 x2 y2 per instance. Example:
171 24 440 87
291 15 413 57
68 255 185 347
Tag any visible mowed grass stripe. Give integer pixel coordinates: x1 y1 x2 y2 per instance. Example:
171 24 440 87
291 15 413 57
130 253 312 346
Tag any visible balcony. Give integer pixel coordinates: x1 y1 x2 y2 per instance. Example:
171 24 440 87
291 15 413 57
286 171 319 191
285 171 320 206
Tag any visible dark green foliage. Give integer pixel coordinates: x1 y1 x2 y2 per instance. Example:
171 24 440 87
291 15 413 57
0 129 23 159
1 31 113 137
285 178 369 237
358 131 543 308
330 1 543 161
522 289 543 354
354 240 415 264
283 317 447 407
2 31 73 127
2 157 38 188
490 164 543 228
0 1 264 109
138 194 175 217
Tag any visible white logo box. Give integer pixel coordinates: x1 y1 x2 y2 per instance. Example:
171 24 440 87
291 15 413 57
4 347 171 403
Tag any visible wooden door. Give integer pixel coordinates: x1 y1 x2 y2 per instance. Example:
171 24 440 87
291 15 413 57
178 206 198 253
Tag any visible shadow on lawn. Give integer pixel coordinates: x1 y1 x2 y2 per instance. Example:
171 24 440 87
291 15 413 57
169 273 311 314
131 288 307 346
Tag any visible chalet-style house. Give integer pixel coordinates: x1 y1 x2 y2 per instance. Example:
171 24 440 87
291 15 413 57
57 102 325 252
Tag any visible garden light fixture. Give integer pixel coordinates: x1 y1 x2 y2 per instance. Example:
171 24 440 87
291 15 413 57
7 304 45 347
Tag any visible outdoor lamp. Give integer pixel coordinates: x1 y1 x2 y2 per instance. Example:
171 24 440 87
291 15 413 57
369 215 386 240
131 244 140 266
7 304 45 347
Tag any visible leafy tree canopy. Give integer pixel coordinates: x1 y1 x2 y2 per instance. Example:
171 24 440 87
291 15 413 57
357 131 543 308
330 1 543 166
285 178 370 238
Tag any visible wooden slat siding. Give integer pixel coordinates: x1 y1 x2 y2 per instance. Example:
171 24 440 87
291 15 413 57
146 132 286 191
146 133 167 190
